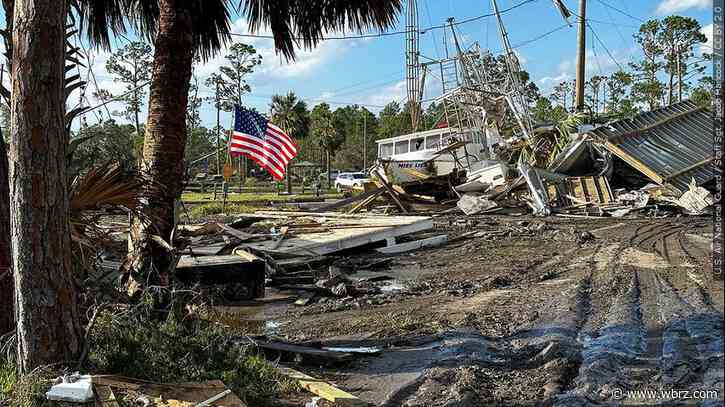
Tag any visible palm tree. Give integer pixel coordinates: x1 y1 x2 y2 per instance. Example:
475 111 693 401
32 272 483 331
95 0 402 291
75 0 403 291
270 92 310 138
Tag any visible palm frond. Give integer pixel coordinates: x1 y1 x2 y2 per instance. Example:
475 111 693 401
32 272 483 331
76 0 129 50
70 164 142 213
68 163 145 262
242 0 402 59
79 0 232 60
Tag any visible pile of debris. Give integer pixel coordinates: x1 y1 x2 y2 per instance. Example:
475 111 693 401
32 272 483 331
334 100 717 219
174 210 445 303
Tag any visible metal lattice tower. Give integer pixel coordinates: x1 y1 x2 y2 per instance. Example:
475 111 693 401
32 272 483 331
406 0 421 131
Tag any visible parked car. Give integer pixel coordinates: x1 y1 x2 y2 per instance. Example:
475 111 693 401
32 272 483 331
334 172 370 191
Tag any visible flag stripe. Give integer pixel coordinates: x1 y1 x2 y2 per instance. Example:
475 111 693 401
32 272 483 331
262 132 295 160
266 126 297 152
229 105 297 180
230 140 286 175
234 150 284 180
230 136 288 172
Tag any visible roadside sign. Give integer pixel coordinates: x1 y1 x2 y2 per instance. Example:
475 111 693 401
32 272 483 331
222 163 234 181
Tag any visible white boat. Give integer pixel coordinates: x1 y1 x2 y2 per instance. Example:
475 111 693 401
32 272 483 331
374 126 497 184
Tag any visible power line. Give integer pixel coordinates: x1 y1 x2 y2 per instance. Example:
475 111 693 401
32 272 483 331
587 22 624 71
593 0 645 23
228 0 538 41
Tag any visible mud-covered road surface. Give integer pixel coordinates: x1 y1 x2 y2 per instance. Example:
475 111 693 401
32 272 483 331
269 215 722 406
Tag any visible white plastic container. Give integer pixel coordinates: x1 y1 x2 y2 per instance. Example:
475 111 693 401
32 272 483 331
46 375 94 403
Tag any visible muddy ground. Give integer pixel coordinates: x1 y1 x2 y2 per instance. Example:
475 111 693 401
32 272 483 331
228 214 723 406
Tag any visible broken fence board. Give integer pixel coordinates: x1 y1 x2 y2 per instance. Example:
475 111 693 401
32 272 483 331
279 367 367 407
376 235 448 254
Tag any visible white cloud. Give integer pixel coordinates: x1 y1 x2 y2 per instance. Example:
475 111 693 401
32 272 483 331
700 23 714 55
656 0 712 14
196 17 361 86
365 80 406 109
538 72 572 86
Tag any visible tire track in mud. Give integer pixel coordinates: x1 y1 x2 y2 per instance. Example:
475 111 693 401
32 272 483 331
552 221 723 406
380 221 721 406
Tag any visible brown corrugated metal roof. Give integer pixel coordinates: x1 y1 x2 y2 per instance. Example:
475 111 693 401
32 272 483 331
588 100 716 193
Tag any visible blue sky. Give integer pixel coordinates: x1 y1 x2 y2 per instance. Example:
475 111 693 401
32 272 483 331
0 0 716 130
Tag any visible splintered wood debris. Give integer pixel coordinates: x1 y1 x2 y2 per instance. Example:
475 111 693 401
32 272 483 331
92 376 246 407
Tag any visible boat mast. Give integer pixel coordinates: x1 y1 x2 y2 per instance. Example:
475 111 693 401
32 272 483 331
490 0 534 139
406 0 421 131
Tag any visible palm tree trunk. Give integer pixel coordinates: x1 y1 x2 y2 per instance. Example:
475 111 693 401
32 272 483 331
128 0 194 293
0 136 12 335
9 0 81 373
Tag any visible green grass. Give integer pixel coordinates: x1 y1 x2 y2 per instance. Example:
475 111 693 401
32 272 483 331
182 191 342 203
0 358 16 398
186 202 261 219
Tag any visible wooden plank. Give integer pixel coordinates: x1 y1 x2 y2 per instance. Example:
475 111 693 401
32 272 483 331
375 173 408 213
93 377 247 407
313 187 384 212
376 235 448 254
603 141 664 184
248 339 353 366
348 190 383 214
279 367 367 407
243 216 434 256
94 385 120 407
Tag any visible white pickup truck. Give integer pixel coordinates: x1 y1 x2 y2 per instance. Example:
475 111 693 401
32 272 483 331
334 172 370 191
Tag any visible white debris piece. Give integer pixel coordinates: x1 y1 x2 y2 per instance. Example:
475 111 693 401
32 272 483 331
457 193 498 215
46 374 93 403
617 190 650 208
674 181 715 215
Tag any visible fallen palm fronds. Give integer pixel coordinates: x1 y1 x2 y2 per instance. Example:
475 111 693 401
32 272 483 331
69 163 145 263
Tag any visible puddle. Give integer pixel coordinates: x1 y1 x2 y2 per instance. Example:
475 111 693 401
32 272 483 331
380 281 407 293
207 289 294 336
321 346 382 354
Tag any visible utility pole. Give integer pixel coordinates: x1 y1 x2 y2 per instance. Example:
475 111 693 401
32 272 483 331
363 112 367 170
676 42 683 103
215 81 221 175
574 0 586 112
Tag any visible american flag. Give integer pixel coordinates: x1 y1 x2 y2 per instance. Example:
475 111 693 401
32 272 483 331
229 105 298 180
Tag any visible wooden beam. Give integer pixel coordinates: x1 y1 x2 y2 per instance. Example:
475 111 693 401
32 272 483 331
312 187 384 212
603 141 664 184
663 156 714 182
247 339 353 366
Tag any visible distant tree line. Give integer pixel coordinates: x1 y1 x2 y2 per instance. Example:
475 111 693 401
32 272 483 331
533 15 712 124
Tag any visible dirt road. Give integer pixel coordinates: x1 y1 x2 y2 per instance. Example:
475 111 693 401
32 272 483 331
271 215 723 406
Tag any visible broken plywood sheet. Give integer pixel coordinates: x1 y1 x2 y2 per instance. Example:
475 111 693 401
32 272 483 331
279 367 366 407
243 212 434 256
92 376 246 407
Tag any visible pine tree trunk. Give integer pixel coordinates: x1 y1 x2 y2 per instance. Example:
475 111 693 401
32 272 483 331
0 136 12 335
8 0 81 373
127 0 193 294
